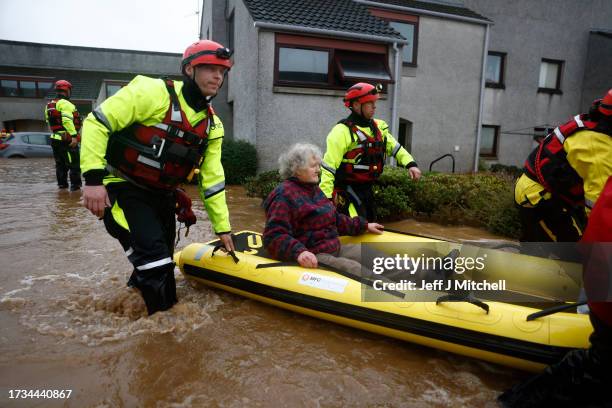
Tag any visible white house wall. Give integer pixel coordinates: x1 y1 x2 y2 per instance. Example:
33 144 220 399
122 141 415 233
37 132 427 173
228 0 258 146
399 16 486 173
254 30 394 172
465 0 612 167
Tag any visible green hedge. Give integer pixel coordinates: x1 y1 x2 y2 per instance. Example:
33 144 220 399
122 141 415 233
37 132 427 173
221 139 257 185
245 168 521 238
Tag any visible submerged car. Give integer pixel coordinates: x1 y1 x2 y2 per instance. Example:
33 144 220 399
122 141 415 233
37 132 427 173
0 132 53 158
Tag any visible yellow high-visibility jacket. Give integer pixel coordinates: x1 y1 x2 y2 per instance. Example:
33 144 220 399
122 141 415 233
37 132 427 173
564 129 612 212
80 75 231 234
45 98 78 141
515 129 612 214
320 118 416 198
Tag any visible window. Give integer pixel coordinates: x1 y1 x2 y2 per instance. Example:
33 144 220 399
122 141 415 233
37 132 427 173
274 34 393 89
485 51 505 88
389 22 417 65
369 8 419 66
0 77 53 98
480 125 499 158
24 133 49 145
538 59 563 94
1 80 18 96
278 47 329 84
335 51 392 82
105 81 128 98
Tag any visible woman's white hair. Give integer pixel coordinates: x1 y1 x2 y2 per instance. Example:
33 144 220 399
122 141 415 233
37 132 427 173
278 143 322 179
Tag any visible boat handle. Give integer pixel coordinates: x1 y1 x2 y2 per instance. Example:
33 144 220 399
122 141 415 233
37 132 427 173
436 293 490 314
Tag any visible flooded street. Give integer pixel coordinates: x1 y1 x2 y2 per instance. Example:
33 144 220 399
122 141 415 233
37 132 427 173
0 158 524 407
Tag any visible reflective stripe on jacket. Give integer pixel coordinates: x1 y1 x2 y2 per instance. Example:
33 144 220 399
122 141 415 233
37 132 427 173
81 75 231 233
45 98 79 140
320 118 415 198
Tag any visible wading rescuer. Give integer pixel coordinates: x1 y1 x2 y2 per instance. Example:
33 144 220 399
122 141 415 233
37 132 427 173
80 40 236 315
320 82 421 221
499 176 612 407
45 80 82 191
514 88 612 246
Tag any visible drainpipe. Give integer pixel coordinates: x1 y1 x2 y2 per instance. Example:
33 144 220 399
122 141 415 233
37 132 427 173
473 23 490 173
391 42 401 140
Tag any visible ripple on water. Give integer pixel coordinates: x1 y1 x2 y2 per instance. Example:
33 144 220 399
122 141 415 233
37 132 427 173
1 268 225 347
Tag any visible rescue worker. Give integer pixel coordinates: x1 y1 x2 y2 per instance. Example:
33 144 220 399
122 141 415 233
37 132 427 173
499 176 612 407
514 88 612 246
320 82 421 221
80 40 235 315
44 80 82 190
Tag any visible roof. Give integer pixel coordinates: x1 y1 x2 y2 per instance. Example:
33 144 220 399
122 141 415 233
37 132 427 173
0 40 182 76
243 0 405 41
0 65 180 100
363 0 490 21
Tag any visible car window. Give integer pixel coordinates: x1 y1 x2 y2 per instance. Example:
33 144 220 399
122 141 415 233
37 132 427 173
26 134 49 145
20 135 29 144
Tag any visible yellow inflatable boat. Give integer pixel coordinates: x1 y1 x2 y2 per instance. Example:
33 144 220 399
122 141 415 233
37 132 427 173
174 230 592 372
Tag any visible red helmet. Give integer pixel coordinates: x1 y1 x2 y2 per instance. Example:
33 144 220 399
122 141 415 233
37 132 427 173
343 82 382 108
599 88 612 116
182 40 233 73
54 80 72 92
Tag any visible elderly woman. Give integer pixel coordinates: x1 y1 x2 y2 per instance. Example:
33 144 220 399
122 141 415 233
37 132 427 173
263 143 383 272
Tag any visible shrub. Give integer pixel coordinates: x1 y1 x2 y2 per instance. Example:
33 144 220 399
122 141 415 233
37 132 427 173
244 170 281 199
243 166 522 238
221 139 257 185
490 163 522 178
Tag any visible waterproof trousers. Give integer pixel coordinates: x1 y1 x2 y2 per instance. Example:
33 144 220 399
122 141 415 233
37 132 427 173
335 183 377 221
518 199 584 243
103 182 177 315
51 139 81 190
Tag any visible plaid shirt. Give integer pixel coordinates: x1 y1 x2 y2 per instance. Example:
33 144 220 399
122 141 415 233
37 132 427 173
263 177 367 261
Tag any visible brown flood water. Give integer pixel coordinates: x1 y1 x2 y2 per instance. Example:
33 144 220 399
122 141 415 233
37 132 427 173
0 158 525 407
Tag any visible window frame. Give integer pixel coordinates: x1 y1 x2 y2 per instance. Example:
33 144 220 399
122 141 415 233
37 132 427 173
479 125 500 158
0 76 54 98
485 51 506 89
273 33 392 91
369 8 419 67
275 45 332 87
538 58 564 95
104 80 129 98
333 50 393 84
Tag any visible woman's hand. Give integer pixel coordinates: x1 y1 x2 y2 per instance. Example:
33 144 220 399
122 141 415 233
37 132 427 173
297 251 318 268
367 223 384 234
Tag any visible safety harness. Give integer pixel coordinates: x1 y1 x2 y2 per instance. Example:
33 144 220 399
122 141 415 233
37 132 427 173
335 118 387 184
524 114 607 207
105 79 213 191
46 98 82 140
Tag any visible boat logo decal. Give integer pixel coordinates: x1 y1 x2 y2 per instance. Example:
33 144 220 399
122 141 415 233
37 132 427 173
298 272 348 294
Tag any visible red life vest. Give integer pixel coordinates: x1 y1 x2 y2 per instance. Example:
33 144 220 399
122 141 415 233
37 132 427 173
46 99 82 133
524 114 598 207
105 79 213 191
336 119 387 184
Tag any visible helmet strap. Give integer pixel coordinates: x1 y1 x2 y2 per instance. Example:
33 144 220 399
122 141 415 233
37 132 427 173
182 69 210 112
347 111 372 127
